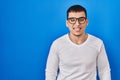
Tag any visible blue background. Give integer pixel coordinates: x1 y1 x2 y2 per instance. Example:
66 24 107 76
0 0 120 80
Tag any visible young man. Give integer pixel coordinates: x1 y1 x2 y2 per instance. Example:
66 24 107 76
45 5 111 80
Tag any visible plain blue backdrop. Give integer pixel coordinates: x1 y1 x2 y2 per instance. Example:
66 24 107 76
0 0 120 80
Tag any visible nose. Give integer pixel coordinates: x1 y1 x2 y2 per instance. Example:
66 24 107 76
75 19 80 25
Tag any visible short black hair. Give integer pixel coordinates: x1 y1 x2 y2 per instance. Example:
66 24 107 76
67 5 87 19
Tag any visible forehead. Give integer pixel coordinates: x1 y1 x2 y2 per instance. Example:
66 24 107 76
68 12 86 18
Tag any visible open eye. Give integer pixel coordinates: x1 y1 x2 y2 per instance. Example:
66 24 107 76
68 18 76 24
70 18 75 22
79 17 86 21
78 17 86 23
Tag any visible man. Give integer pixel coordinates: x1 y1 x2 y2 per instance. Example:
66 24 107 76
45 5 111 80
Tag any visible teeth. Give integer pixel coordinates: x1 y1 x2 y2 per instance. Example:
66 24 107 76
74 27 81 31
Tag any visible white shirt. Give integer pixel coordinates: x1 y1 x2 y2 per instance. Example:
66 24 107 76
45 34 111 80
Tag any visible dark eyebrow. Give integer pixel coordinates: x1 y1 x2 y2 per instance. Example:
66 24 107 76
67 17 86 19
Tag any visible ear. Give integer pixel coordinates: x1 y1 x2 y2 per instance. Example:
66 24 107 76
86 18 88 26
66 20 69 27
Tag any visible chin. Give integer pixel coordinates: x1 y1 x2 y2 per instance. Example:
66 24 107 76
73 33 83 36
70 31 84 36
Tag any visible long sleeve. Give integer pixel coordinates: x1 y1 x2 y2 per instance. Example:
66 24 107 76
45 42 59 80
97 42 111 80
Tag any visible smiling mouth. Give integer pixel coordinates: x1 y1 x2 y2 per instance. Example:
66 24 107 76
73 27 82 32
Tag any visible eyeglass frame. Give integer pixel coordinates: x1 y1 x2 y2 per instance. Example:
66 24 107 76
67 17 87 24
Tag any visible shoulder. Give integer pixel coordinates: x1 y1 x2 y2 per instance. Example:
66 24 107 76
87 34 104 51
51 34 68 47
88 34 103 45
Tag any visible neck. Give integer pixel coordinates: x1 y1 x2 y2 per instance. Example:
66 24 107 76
68 33 88 45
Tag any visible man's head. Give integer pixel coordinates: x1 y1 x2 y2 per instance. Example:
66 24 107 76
67 5 87 19
66 5 88 36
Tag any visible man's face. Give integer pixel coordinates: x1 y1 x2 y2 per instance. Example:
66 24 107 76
66 11 88 36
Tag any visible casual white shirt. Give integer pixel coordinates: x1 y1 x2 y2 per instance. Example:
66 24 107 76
45 34 111 80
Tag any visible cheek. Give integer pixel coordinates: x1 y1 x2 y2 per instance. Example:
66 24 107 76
82 23 87 28
67 24 73 29
82 26 87 30
68 26 73 31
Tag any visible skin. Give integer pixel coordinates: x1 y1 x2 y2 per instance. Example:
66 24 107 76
66 11 88 45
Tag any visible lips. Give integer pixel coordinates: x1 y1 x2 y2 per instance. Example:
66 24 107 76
73 27 81 32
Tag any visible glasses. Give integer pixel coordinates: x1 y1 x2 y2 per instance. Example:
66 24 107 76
67 17 87 24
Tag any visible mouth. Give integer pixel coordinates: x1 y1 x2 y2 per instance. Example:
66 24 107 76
73 27 82 32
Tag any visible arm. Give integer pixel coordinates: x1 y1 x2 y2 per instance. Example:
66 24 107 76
45 42 59 80
97 42 111 80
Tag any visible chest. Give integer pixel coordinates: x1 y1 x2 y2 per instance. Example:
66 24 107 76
58 46 98 68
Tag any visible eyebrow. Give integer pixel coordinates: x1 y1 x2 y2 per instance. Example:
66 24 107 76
68 17 86 19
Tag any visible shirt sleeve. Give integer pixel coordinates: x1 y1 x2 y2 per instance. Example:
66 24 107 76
45 42 59 80
97 42 111 80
